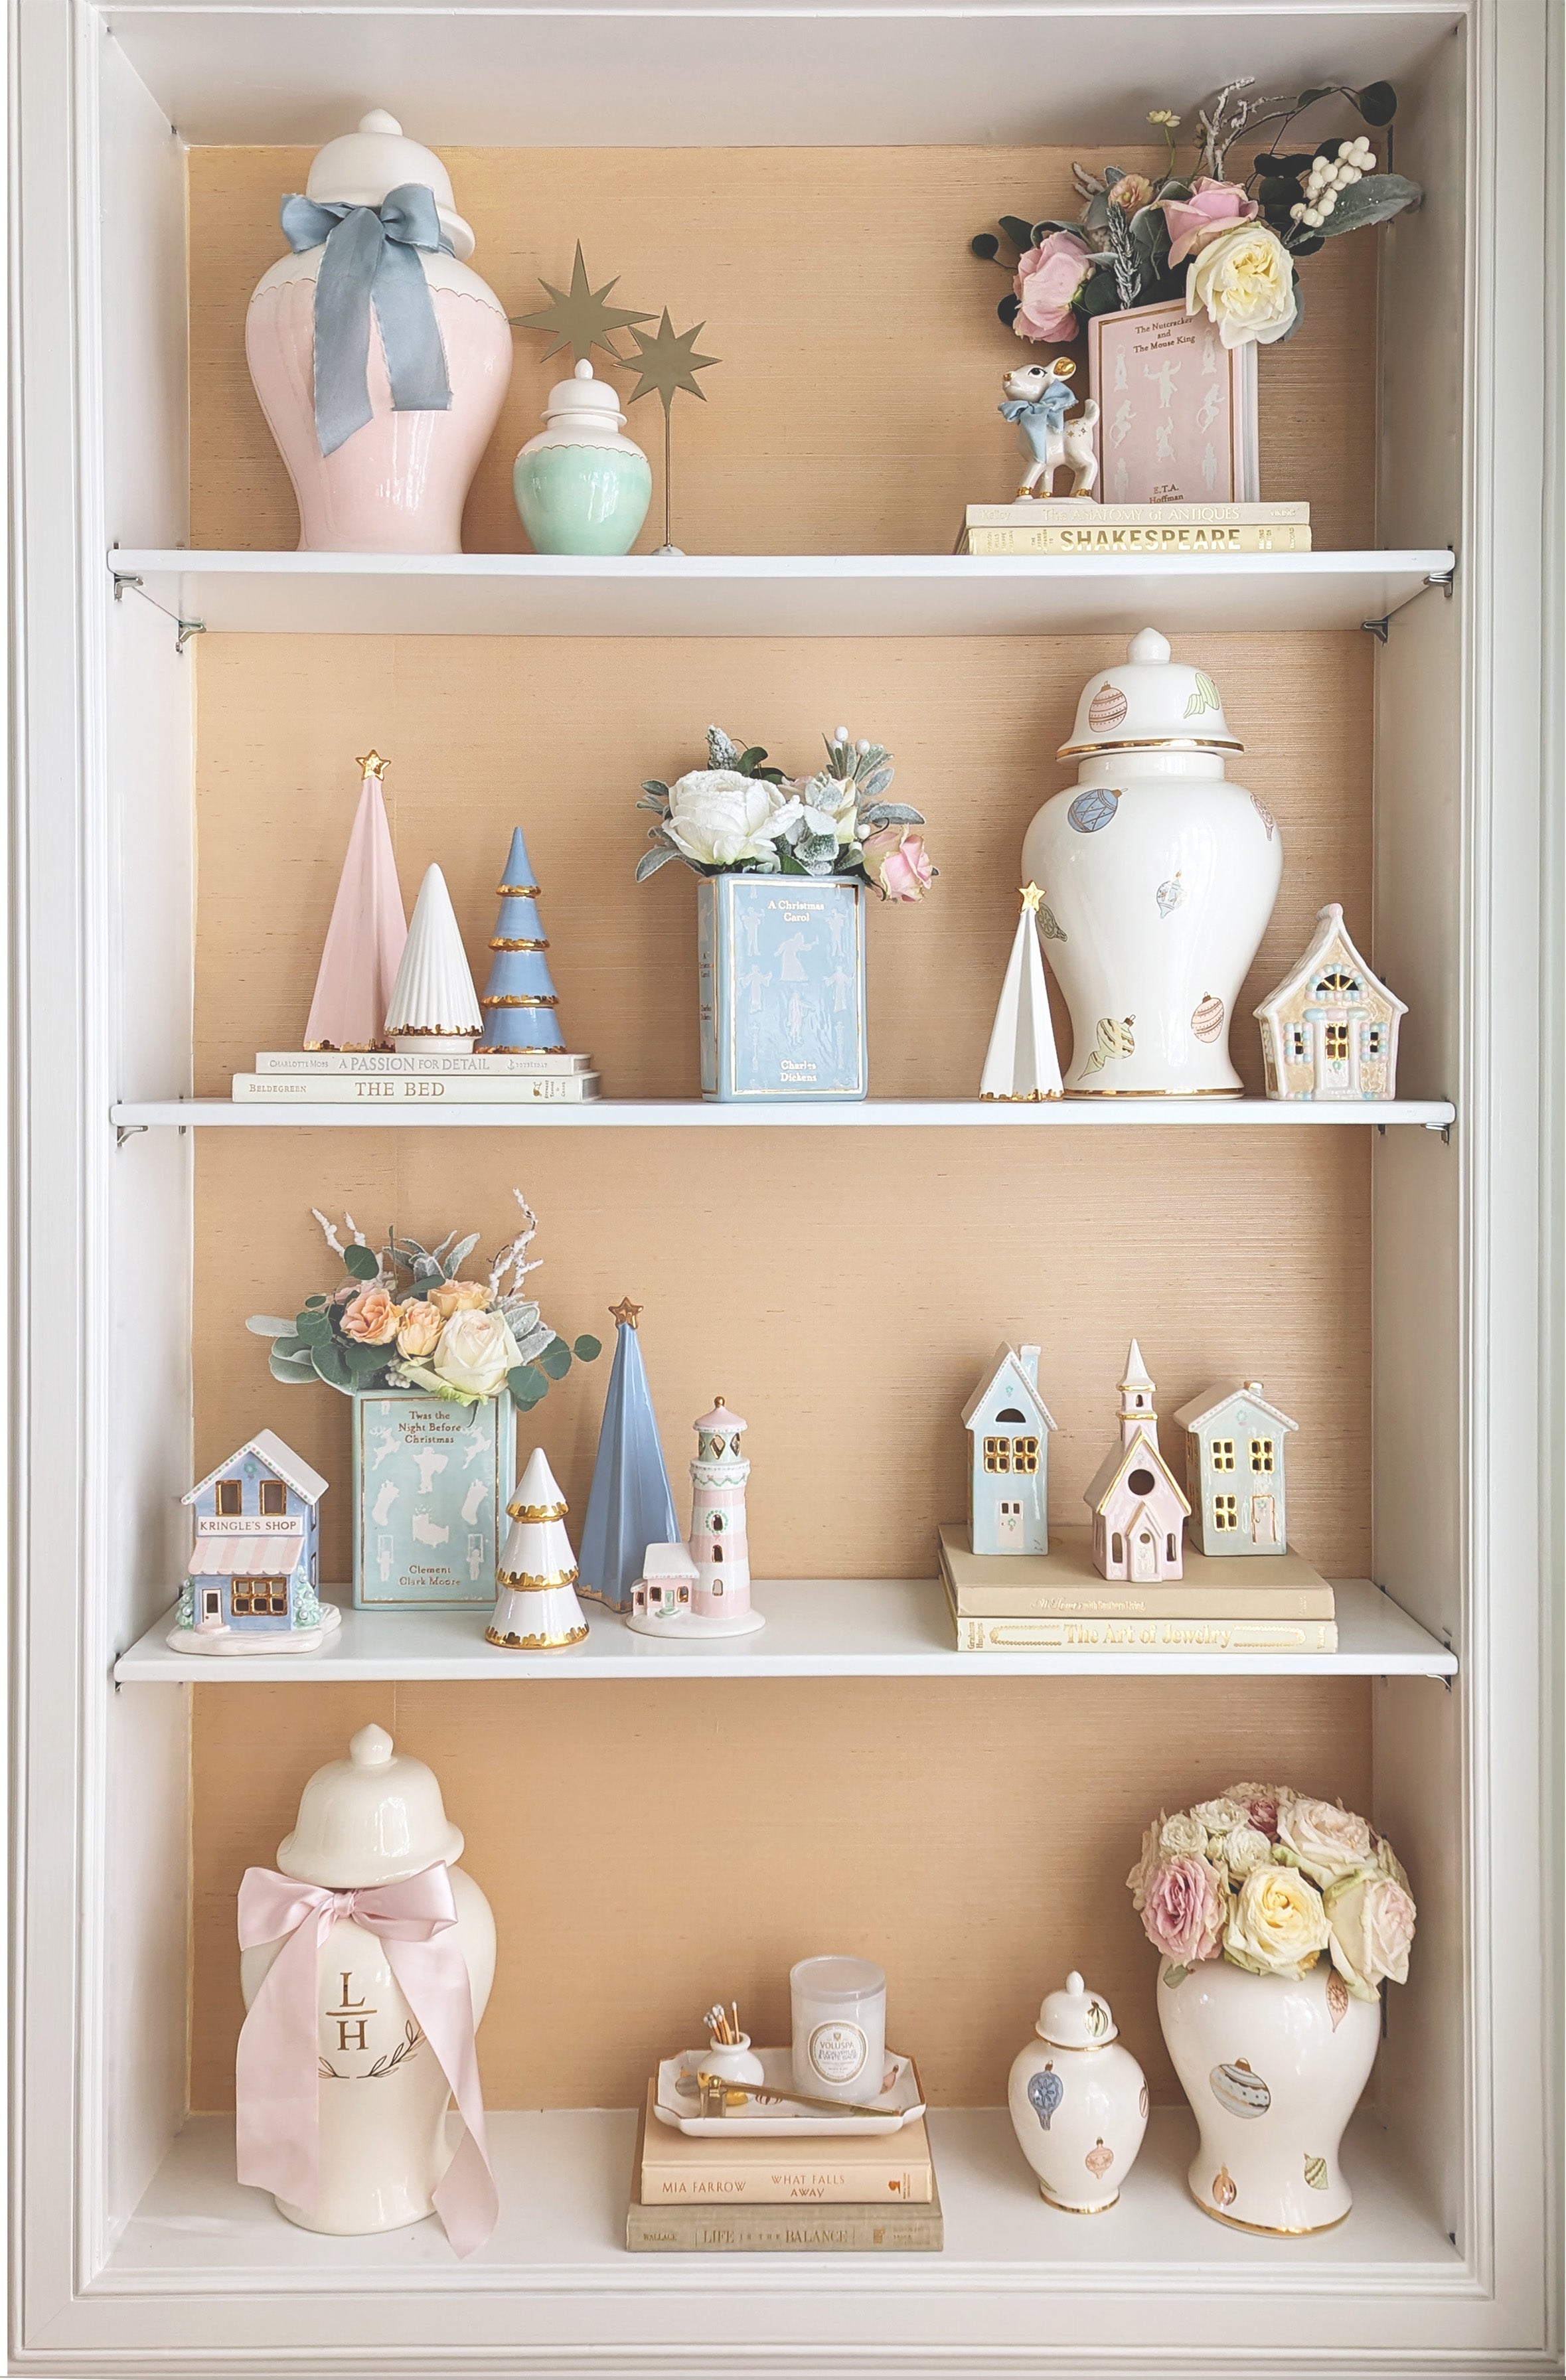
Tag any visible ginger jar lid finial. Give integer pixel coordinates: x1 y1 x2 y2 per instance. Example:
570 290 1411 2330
305 108 476 262
1036 1969 1119 2047
276 1721 465 1887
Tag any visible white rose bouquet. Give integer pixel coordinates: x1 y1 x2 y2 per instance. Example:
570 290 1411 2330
635 724 937 902
1127 1783 1415 2002
246 1187 601 1412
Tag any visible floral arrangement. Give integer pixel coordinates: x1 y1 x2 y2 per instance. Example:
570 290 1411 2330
973 75 1420 351
246 1190 600 1412
634 724 937 902
1127 1783 1415 2002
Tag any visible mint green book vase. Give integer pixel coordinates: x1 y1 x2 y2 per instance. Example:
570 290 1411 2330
513 360 652 556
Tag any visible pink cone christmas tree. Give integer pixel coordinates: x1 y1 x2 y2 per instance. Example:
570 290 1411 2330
304 750 408 1051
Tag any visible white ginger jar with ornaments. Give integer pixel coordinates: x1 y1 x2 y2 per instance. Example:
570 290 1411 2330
1008 1970 1147 2211
1022 630 1281 1095
238 1724 496 2240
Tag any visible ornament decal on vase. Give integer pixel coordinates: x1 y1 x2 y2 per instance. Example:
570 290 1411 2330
487 1447 589 1650
1024 629 1281 1096
246 112 512 553
304 750 408 1052
384 864 483 1051
236 1723 497 2249
1007 1970 1146 2212
514 360 653 556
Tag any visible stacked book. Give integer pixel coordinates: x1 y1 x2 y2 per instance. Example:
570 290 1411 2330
625 2084 942 2252
230 1050 600 1105
957 499 1311 556
938 1523 1338 1655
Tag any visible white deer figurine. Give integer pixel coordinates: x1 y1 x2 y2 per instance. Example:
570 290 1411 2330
999 358 1101 501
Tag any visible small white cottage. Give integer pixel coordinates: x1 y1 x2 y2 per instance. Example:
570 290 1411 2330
1083 1341 1190 1581
630 1541 700 1619
963 1344 1058 1555
1172 1380 1298 1557
1253 904 1406 1102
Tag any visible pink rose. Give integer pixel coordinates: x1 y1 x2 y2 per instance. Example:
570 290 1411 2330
1012 232 1091 343
1136 1853 1225 1964
1160 176 1261 268
340 1285 402 1345
861 826 935 903
1225 1781 1281 1838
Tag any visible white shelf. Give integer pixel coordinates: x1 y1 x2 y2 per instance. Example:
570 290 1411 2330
114 1577 1456 1684
98 2106 1462 2313
112 1097 1457 1133
108 548 1456 641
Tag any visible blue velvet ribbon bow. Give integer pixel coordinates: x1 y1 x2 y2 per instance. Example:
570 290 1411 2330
279 183 453 457
1000 387 1075 435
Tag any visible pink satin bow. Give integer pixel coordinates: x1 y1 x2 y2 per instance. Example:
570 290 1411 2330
236 1862 497 2257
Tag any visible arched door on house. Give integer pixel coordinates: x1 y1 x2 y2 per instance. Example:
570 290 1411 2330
1130 1522 1159 1582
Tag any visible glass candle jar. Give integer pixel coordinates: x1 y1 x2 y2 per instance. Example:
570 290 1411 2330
790 1955 887 2102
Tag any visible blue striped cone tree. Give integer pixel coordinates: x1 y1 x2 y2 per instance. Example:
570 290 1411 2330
479 826 567 1053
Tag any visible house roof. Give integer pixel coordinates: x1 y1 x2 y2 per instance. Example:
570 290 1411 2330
188 1526 305 1577
1253 903 1407 1023
1083 1427 1191 1519
183 1430 328 1507
641 1541 699 1579
963 1344 1058 1435
1172 1380 1299 1435
1119 1337 1155 1394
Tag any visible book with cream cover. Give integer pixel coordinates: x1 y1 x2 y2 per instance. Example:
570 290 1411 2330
231 1072 600 1103
627 2103 943 2250
937 1523 1334 1619
940 1564 1338 1654
639 2083 934 2204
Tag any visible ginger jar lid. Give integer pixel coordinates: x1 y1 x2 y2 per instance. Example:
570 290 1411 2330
305 110 476 262
1036 1970 1118 2047
276 1722 465 1887
1057 627 1243 760
543 360 629 427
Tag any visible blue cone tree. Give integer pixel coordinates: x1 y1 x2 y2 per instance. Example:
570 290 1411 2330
578 1301 679 1611
479 826 567 1054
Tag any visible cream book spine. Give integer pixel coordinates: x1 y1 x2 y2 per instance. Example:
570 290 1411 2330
640 2091 933 2204
254 1050 593 1075
936 1540 1335 1622
965 500 1309 525
943 1590 1338 1655
232 1072 601 1104
961 523 1312 556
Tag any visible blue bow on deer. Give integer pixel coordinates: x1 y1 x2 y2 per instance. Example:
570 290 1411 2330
279 183 453 457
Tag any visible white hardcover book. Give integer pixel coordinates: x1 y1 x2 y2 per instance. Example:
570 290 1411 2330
232 1073 601 1105
254 1050 593 1075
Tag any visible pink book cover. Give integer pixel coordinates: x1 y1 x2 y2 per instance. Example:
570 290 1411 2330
1087 301 1257 506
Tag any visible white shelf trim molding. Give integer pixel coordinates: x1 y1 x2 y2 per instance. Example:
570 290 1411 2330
114 1578 1457 1685
110 1097 1458 1133
106 548 1457 641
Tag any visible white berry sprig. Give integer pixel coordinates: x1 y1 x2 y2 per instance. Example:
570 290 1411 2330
1291 137 1376 228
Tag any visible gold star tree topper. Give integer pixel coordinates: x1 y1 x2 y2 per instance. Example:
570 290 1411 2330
510 244 653 366
609 1296 644 1330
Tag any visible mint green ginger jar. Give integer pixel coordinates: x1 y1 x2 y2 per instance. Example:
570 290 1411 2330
512 359 653 555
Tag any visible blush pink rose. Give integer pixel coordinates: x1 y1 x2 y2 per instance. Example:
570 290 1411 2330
1136 1853 1225 1964
1012 232 1091 342
1225 1781 1281 1838
1160 176 1261 268
861 826 935 903
340 1285 402 1345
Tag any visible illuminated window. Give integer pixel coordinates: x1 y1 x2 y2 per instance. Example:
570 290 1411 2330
1325 1022 1350 1061
1214 1494 1238 1531
1366 1026 1383 1054
1316 971 1361 998
1166 1534 1178 1562
1111 1532 1123 1565
984 1437 1011 1474
215 1479 243 1515
710 1512 726 1531
231 1579 288 1616
1014 1436 1040 1474
1211 1439 1235 1471
1290 1024 1308 1061
258 1479 287 1516
1250 1439 1275 1474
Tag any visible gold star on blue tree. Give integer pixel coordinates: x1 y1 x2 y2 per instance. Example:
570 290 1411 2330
510 244 653 367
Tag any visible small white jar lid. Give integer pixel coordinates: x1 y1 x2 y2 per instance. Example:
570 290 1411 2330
1035 1969 1118 2047
791 1954 886 2002
305 109 475 262
543 360 628 424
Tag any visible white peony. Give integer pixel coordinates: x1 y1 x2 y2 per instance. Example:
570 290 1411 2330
663 769 801 870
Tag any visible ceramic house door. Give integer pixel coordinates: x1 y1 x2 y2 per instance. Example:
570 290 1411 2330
1129 1515 1160 1582
1314 999 1356 1093
996 1498 1023 1549
1249 1492 1278 1545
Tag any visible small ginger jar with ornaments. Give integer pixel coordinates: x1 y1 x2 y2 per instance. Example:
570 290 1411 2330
1008 1970 1148 2211
1022 629 1282 1096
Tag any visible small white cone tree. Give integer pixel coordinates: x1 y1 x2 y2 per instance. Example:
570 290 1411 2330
979 886 1063 1101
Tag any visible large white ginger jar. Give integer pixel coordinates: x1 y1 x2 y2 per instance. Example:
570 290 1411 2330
1157 1952 1379 2233
1022 629 1282 1095
1007 1970 1148 2212
240 1723 496 2235
246 111 512 553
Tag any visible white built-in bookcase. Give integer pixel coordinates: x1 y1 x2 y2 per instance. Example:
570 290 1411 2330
11 2 1562 2372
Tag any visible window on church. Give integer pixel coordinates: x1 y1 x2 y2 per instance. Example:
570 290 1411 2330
1211 1439 1235 1470
1014 1437 1040 1473
1250 1439 1274 1473
1111 1532 1123 1565
1166 1534 1177 1561
1127 1467 1156 1494
1214 1494 1238 1531
984 1437 1011 1473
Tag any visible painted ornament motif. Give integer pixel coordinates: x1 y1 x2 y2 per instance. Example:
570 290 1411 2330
1156 874 1185 917
1028 2067 1063 2130
1184 669 1222 718
1078 1014 1136 1079
1212 2164 1237 2209
1067 787 1121 835
1084 2139 1115 2181
1304 2154 1330 2191
1209 2059 1271 2120
1088 684 1129 732
1251 792 1277 840
1190 992 1225 1043
1326 1970 1350 2030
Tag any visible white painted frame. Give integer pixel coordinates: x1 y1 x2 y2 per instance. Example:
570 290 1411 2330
9 1 1561 2371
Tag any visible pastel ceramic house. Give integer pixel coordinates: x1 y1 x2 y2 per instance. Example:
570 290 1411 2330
1083 1341 1190 1581
627 1399 765 1639
175 1431 329 1644
629 1541 699 1619
1254 904 1406 1102
1172 1380 1298 1556
963 1344 1058 1555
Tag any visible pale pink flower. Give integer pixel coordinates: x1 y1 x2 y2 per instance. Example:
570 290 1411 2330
1012 232 1092 343
860 826 935 903
1225 1781 1281 1838
1135 1853 1225 1964
1160 175 1261 268
339 1285 402 1345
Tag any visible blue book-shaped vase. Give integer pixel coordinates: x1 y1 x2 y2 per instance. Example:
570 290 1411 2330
698 874 867 1101
351 1389 515 1605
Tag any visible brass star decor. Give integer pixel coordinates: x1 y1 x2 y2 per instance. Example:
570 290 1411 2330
609 1295 644 1330
624 311 722 554
1020 882 1044 913
510 244 653 368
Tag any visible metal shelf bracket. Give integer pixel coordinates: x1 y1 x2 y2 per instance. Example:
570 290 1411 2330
111 566 204 656
1361 558 1455 643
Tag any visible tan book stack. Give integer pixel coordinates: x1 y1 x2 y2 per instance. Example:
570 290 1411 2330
957 499 1310 556
625 2085 943 2251
937 1523 1337 1654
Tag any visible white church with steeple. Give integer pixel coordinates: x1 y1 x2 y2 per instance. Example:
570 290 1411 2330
1083 1340 1190 1582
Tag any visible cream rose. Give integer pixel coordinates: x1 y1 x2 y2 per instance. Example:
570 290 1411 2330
1218 1822 1274 1877
1192 1795 1248 1838
396 1298 444 1358
428 1277 491 1320
663 769 801 870
1186 222 1298 349
1276 1794 1374 1885
1324 1869 1416 2001
1223 1864 1330 1978
1157 1810 1210 1860
433 1307 522 1399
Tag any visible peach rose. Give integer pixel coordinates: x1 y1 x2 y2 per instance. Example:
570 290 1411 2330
1012 231 1092 343
1159 175 1261 268
429 1277 491 1320
340 1285 402 1345
396 1298 444 1358
860 826 935 903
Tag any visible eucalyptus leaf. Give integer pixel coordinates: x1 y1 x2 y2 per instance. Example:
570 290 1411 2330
1258 175 1302 206
311 1340 352 1391
860 801 923 827
574 1334 603 1362
513 1320 556 1364
303 1295 329 1309
343 1243 380 1281
970 232 1000 262
636 844 683 882
538 1335 573 1380
245 1314 298 1338
1296 84 1332 108
508 1364 548 1408
344 1340 391 1380
1074 272 1123 321
1314 173 1420 236
295 1309 334 1342
1352 80 1397 126
270 1348 316 1385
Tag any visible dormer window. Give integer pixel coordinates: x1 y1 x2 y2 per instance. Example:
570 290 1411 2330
215 1480 242 1516
1316 970 1362 1000
995 1406 1027 1423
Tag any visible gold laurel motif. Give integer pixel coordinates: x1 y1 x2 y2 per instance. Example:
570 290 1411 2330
507 1498 569 1524
489 936 550 951
481 994 559 1008
496 881 541 897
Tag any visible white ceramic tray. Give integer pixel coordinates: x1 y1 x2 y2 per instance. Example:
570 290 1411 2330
653 2047 926 2136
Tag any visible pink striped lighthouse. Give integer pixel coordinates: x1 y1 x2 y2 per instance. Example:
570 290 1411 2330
689 1398 751 1621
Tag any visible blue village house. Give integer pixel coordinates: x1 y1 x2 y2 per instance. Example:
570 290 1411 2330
1172 1380 1298 1557
180 1430 327 1632
963 1344 1058 1555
